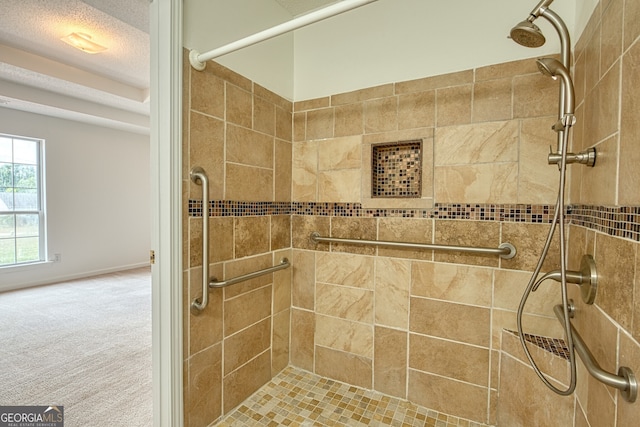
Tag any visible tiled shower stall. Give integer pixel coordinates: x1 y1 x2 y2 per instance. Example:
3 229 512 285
182 0 640 425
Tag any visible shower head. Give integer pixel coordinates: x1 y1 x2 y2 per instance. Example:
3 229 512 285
536 57 575 115
510 20 546 48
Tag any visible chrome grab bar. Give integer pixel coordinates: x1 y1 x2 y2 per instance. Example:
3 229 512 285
190 166 210 314
310 232 516 259
209 258 290 288
553 304 637 402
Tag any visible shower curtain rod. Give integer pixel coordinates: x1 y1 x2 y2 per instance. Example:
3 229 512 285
189 0 378 71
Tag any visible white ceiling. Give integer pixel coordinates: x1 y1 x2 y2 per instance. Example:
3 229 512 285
0 0 151 135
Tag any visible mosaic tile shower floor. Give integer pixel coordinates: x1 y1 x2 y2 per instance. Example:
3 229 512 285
214 366 491 427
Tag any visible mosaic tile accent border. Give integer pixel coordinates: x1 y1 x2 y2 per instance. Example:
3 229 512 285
188 201 558 222
507 330 570 361
569 204 640 242
215 366 491 427
187 201 640 240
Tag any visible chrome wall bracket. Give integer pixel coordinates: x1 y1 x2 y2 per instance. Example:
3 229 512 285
548 147 596 167
534 254 597 304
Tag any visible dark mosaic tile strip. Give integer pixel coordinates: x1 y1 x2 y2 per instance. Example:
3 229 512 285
188 200 559 222
187 201 640 239
569 204 640 242
507 330 570 361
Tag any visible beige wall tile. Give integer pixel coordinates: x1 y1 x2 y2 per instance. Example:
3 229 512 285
187 343 222 427
409 297 490 347
519 117 560 204
318 135 362 171
224 285 272 337
234 216 270 259
334 103 364 137
395 70 473 94
306 107 334 140
475 57 538 81
275 106 292 142
315 314 373 358
374 326 407 399
500 329 569 382
253 94 275 136
497 355 573 427
331 84 394 105
493 269 557 316
585 61 621 148
290 308 315 371
408 369 488 422
316 282 373 323
378 217 433 261
375 257 410 329
595 233 636 330
316 252 374 289
226 124 273 169
436 85 472 126
501 222 561 272
274 139 292 202
189 112 224 200
189 267 223 356
272 309 290 374
225 163 273 201
411 261 492 307
619 39 640 204
585 375 617 426
270 215 291 251
190 67 224 119
434 162 518 204
600 0 623 76
491 309 563 349
273 249 292 315
224 318 271 375
329 217 377 255
364 97 398 133
295 97 330 111
513 73 557 119
223 350 271 413
409 334 490 386
434 121 518 166
580 134 618 205
398 91 435 130
293 111 306 142
210 218 234 263
292 249 315 310
292 141 318 202
624 0 640 50
472 78 513 123
223 254 272 299
433 220 501 267
584 25 601 96
318 169 362 202
226 83 252 128
207 61 251 91
315 345 372 389
292 215 330 251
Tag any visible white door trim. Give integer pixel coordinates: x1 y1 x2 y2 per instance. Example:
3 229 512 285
150 0 184 425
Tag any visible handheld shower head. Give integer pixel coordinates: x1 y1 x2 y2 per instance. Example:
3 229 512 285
536 57 575 115
510 20 546 48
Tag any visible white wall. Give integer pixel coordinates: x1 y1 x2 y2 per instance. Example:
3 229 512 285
183 0 294 100
0 108 150 291
293 0 576 100
183 0 580 102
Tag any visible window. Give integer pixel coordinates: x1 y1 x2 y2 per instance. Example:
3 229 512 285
0 134 46 267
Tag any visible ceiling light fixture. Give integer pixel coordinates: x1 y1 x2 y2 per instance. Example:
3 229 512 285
60 32 107 54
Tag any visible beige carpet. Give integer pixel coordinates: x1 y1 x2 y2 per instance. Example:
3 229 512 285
0 267 152 426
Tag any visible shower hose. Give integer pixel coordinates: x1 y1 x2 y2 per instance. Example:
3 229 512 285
516 125 577 396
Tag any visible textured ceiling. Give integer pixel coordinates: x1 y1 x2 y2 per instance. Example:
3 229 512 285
0 0 150 134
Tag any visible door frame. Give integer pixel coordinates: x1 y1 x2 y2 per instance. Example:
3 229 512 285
150 0 184 425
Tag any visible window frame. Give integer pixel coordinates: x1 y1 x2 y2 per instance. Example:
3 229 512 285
0 133 47 268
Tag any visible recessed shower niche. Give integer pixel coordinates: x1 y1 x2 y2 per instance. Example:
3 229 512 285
363 136 434 209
